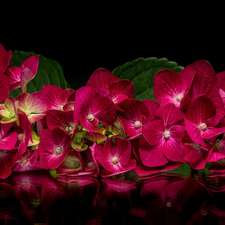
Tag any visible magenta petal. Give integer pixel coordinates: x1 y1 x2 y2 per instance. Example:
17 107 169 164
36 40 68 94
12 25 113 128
154 69 185 107
0 44 12 73
21 55 39 76
162 138 184 162
17 91 48 113
91 96 116 126
190 148 213 170
21 67 34 92
179 66 196 92
115 138 132 166
142 120 164 145
186 95 216 125
101 158 136 177
0 149 18 179
138 136 169 167
0 71 9 103
156 103 185 126
86 68 120 90
46 110 76 134
120 116 142 138
39 128 70 169
119 98 149 122
205 88 225 125
5 66 22 91
142 99 160 122
95 143 115 172
201 125 225 139
184 118 207 147
112 94 128 105
80 114 99 131
108 79 134 103
74 86 98 124
0 132 17 150
42 85 71 110
189 60 217 95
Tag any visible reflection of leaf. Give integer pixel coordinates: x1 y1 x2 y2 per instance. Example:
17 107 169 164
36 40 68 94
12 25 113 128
9 51 69 98
112 57 183 100
160 163 192 177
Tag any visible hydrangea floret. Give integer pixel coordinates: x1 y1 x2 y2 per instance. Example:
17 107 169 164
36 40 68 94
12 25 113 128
1 43 225 179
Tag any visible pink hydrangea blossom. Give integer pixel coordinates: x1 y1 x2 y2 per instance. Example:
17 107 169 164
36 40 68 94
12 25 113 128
184 95 225 147
5 55 39 93
91 138 136 177
118 99 159 140
73 86 116 131
39 128 71 170
42 85 73 111
46 109 76 136
16 91 48 123
86 68 134 109
142 103 185 166
180 133 213 169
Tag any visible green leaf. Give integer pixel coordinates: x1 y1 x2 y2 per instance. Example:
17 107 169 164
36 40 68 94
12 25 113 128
112 57 183 100
9 50 69 98
49 169 58 179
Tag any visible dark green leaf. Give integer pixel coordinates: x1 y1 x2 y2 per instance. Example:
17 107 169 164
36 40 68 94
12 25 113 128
9 50 69 98
112 57 183 100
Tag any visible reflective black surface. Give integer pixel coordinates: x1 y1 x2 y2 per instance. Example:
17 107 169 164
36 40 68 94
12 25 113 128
1 170 225 225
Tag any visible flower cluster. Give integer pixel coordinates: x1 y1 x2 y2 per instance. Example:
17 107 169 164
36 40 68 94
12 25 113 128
1 43 225 179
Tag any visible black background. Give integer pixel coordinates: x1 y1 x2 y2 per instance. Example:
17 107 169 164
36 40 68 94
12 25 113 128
1 4 224 91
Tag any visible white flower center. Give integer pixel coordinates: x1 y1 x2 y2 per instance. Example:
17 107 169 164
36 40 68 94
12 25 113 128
87 114 94 122
65 126 74 132
201 209 208 216
111 156 119 164
193 142 201 151
163 130 170 139
25 109 31 116
199 123 207 131
54 146 62 155
165 201 172 207
176 94 183 103
134 121 142 129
